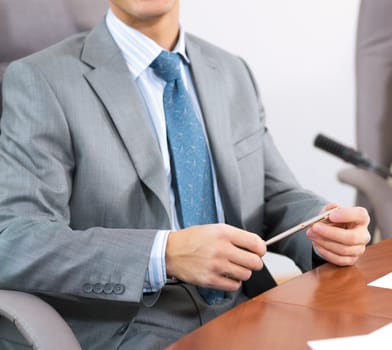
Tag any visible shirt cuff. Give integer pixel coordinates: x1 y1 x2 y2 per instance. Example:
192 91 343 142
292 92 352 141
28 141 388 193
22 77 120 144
143 230 170 293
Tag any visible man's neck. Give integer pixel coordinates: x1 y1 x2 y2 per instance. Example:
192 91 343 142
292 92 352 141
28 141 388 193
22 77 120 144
110 6 180 51
131 16 180 51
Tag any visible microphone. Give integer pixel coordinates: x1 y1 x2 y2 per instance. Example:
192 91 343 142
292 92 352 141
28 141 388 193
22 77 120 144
314 133 392 178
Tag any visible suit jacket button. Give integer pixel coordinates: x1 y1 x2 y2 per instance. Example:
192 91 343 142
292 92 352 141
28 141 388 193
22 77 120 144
93 283 104 294
83 283 93 294
113 283 125 295
103 283 114 294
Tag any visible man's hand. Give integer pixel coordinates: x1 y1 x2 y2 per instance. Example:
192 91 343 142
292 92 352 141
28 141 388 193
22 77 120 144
165 224 266 291
306 204 371 266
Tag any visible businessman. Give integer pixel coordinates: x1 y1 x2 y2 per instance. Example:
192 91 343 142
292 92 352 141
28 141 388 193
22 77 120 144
0 0 370 349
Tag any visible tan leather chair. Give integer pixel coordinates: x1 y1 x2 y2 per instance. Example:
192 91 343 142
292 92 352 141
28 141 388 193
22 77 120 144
0 290 82 349
0 1 107 348
0 0 108 114
338 0 392 241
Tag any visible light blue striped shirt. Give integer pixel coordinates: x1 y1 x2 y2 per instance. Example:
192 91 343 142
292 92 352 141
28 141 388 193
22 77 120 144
106 9 224 292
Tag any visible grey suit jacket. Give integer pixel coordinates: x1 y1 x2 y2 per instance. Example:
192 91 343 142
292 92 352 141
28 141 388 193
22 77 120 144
0 20 325 349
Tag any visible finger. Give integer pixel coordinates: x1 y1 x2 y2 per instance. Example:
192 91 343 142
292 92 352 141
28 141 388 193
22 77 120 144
226 244 264 271
217 277 242 292
312 236 367 258
309 221 371 247
313 242 362 266
222 262 254 282
199 272 242 291
307 223 338 244
327 206 370 226
224 226 266 256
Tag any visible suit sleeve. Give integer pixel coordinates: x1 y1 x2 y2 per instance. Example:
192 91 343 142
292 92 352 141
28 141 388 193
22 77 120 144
241 58 328 272
0 60 156 305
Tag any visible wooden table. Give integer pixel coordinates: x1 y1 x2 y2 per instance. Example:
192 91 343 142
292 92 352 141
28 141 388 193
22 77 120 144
167 238 392 349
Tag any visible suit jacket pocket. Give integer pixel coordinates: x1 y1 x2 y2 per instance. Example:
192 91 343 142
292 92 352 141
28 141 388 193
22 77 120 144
232 128 265 233
233 128 263 160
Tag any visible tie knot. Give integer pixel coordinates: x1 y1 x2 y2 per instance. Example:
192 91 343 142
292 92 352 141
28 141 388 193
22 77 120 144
150 51 181 82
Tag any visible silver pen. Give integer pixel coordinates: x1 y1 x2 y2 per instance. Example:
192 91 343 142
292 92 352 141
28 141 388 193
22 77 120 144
265 208 336 246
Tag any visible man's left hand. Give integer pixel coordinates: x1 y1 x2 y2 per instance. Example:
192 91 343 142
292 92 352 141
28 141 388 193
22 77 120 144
306 204 371 266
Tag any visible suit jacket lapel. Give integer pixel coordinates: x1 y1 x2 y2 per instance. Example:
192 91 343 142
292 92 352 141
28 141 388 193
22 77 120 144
186 35 243 228
81 21 171 225
78 23 243 228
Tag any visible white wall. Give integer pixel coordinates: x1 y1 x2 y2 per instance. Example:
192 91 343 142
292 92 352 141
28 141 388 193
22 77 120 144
180 0 361 208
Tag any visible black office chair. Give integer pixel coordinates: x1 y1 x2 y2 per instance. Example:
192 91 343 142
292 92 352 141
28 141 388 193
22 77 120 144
337 0 392 241
0 1 107 348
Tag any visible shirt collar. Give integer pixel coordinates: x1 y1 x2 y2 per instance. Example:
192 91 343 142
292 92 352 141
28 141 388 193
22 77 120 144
106 8 189 79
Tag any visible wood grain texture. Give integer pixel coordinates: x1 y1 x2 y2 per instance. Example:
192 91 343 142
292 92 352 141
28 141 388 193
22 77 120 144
167 238 392 350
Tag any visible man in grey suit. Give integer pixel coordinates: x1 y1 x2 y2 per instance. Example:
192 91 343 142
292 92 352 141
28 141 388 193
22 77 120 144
0 0 370 349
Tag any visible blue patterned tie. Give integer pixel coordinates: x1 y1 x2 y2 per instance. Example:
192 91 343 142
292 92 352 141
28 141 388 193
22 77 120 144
151 51 225 304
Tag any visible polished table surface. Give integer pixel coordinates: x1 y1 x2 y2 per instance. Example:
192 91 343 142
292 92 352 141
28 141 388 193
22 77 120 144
167 238 392 349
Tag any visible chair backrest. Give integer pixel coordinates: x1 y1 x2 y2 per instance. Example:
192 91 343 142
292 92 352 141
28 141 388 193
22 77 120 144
354 0 392 236
0 0 108 114
356 0 392 171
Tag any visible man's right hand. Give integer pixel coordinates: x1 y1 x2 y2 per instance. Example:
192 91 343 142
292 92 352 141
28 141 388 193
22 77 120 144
165 224 266 291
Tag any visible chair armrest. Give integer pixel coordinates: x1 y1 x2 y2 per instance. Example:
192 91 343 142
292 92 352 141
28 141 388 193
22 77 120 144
0 290 81 350
338 167 392 239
